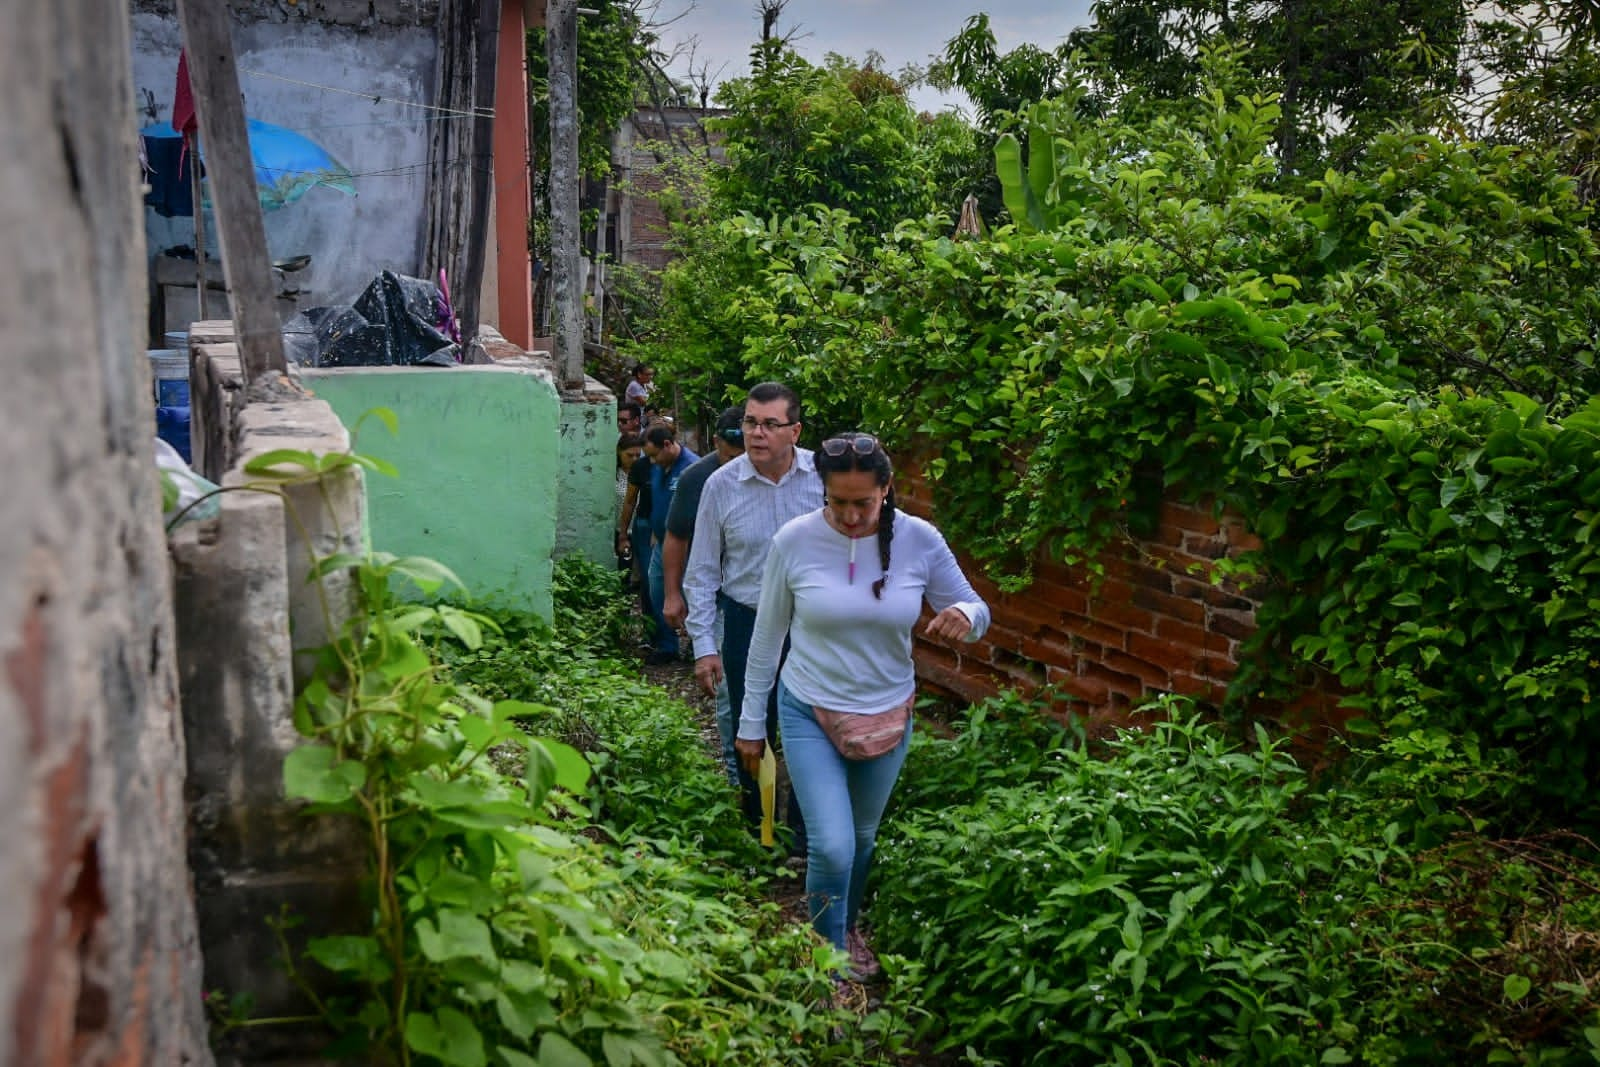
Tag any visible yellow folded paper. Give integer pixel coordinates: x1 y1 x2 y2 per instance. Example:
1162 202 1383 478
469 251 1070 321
758 744 777 847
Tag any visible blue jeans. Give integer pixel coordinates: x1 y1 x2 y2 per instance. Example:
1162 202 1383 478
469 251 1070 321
630 518 653 614
778 679 912 952
714 678 735 782
645 543 677 655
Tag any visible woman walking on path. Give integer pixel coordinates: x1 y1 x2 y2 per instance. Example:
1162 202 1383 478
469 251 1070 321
736 433 990 980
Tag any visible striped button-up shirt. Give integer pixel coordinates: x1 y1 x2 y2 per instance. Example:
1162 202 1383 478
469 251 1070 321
683 448 822 658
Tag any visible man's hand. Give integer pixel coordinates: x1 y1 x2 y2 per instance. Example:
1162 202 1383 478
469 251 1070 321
925 605 975 642
694 653 724 696
735 737 766 777
663 590 687 629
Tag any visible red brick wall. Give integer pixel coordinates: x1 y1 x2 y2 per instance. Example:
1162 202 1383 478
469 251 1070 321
897 466 1267 731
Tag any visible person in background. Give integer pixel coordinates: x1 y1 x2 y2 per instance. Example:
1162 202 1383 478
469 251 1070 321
618 402 643 437
617 443 654 603
684 382 820 854
736 433 990 982
642 423 697 665
625 364 655 407
662 407 746 781
615 433 645 574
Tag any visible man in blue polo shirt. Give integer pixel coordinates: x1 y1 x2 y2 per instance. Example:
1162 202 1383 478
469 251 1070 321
642 423 697 664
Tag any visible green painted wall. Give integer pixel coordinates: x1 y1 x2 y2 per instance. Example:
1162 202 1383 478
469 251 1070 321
555 384 616 567
303 365 560 618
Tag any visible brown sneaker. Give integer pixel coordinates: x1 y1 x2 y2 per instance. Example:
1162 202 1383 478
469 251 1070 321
846 928 881 981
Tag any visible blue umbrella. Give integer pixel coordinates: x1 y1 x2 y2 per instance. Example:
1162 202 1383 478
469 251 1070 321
140 118 357 215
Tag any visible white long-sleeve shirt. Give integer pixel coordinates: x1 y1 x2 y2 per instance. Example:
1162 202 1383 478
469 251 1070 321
683 449 822 658
739 509 991 739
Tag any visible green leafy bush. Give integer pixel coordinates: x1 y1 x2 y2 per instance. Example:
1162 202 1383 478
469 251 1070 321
873 695 1600 1065
279 553 916 1065
878 702 1364 1064
639 68 1600 821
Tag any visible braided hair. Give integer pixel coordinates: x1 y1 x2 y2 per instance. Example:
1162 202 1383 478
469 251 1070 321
816 434 895 600
872 486 897 600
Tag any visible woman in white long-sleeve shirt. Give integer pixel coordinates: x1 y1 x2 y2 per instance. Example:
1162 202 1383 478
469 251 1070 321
736 433 990 981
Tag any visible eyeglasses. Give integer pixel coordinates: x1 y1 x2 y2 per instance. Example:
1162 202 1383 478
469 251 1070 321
820 433 880 457
740 417 797 433
715 427 744 444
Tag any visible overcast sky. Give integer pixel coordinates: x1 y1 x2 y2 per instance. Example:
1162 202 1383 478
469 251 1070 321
649 0 1096 115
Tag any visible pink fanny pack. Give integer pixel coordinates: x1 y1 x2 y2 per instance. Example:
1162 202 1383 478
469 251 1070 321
812 695 913 761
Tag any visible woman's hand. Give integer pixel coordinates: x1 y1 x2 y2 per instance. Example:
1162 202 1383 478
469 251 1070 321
735 737 766 777
925 605 974 642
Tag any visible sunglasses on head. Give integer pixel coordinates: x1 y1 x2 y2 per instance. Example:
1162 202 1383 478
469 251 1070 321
820 433 880 457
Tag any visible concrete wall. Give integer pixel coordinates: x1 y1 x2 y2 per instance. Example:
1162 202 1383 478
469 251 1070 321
0 0 210 1061
175 344 367 1059
557 382 618 567
130 1 439 314
303 364 564 617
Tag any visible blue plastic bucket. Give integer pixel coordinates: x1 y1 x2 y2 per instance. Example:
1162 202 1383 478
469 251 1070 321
148 349 189 406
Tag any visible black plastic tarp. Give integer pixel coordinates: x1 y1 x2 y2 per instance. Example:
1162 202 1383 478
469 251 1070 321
283 270 459 368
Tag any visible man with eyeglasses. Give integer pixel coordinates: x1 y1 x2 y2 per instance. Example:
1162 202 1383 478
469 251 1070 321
684 382 820 852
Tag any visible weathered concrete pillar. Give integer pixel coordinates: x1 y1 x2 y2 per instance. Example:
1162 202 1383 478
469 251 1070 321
0 0 210 1061
177 343 368 1061
546 0 585 390
229 391 364 685
170 490 365 1059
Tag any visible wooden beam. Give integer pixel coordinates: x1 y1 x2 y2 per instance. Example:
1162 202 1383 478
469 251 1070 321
175 0 287 387
465 0 502 347
491 0 532 348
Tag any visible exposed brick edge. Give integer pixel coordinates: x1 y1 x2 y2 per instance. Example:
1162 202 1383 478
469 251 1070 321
896 458 1348 733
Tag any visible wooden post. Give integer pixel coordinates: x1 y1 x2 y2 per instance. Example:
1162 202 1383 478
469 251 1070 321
188 131 208 322
460 0 501 348
490 0 532 348
175 0 287 387
547 0 585 390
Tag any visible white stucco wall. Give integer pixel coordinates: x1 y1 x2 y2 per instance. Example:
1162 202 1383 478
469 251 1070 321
130 12 438 311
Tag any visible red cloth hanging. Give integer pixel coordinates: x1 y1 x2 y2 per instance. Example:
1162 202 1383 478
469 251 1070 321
172 49 197 137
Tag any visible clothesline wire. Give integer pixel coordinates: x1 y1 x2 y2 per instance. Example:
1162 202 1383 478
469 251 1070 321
239 67 494 120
